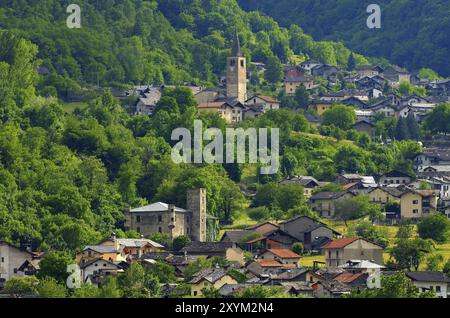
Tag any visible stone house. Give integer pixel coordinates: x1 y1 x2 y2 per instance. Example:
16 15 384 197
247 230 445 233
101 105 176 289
285 76 314 95
125 188 208 242
321 237 384 268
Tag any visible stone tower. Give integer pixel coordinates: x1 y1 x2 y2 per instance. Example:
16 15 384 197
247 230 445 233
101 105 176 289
187 188 207 242
226 31 247 103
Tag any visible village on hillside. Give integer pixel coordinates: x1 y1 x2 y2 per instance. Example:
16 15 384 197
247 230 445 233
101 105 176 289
2 31 450 300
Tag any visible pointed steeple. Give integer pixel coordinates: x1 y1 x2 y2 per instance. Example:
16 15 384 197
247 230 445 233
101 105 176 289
231 29 243 57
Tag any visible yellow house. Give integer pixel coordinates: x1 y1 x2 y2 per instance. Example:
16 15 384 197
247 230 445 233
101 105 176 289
400 190 438 219
310 100 335 116
76 245 126 265
368 187 403 204
190 269 238 297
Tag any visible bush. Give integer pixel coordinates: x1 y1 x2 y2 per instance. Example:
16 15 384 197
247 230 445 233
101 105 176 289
417 213 450 244
172 235 191 252
247 207 270 221
292 242 304 255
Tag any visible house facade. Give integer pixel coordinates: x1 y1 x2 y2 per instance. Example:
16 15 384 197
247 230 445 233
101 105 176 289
400 190 438 219
310 191 355 218
125 188 207 242
279 215 338 250
0 242 34 287
321 238 384 268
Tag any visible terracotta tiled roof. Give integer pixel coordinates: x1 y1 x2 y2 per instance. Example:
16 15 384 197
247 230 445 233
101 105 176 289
198 102 226 108
255 259 297 268
267 249 301 259
321 237 358 249
255 259 284 267
334 272 365 284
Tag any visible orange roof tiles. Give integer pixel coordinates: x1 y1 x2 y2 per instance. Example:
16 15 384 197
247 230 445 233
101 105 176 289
334 272 365 284
267 249 301 259
321 237 358 249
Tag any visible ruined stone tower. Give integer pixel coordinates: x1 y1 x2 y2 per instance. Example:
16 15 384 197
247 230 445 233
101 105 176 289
187 188 207 242
226 31 247 103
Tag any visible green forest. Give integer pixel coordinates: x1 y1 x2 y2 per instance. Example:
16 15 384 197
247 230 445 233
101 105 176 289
0 0 370 101
239 0 450 77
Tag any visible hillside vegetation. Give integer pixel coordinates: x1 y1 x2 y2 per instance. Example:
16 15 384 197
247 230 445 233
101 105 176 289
239 0 450 76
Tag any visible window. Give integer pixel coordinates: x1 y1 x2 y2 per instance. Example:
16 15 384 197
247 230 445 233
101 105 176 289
240 60 244 67
328 251 331 258
1 257 4 263
230 59 235 67
136 216 141 223
137 227 140 233
158 227 162 233
413 209 419 214
158 215 162 222
436 286 441 292
194 291 198 296
413 200 419 205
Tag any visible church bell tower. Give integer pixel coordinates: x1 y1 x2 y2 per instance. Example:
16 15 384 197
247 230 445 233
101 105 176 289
226 31 247 103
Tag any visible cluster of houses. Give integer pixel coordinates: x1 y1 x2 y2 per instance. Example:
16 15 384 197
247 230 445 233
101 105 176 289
2 184 450 298
3 213 450 298
122 32 449 131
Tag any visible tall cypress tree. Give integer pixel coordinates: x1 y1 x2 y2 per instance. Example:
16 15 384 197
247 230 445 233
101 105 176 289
347 53 356 71
395 117 410 140
406 113 420 140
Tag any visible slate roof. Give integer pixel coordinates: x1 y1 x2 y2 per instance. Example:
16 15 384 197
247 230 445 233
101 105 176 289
129 202 187 213
117 238 164 249
270 268 310 281
310 191 350 200
406 271 450 283
189 268 230 284
181 241 236 254
369 186 405 198
221 230 255 243
381 170 413 178
83 245 120 254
